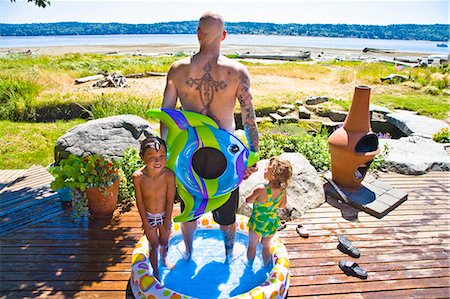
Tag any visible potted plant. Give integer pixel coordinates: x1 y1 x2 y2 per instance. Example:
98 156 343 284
49 154 121 217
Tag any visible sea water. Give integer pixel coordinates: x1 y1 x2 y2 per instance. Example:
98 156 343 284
159 230 271 299
1 34 448 54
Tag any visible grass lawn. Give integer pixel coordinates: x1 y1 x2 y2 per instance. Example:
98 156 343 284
1 53 448 169
0 119 85 169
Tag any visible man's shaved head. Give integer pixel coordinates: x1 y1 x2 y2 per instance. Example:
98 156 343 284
198 11 225 45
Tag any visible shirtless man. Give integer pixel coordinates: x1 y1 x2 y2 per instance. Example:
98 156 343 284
161 11 259 263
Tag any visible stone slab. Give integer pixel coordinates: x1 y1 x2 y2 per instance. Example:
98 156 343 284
324 173 408 219
277 108 292 116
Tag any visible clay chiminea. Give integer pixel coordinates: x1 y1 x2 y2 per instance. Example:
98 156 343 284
328 86 380 191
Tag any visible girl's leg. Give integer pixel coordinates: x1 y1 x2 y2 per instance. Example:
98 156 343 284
246 229 260 266
147 228 161 280
261 235 274 267
158 225 175 269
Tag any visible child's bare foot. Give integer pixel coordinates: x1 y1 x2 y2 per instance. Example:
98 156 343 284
181 250 191 261
242 257 254 267
162 259 176 270
153 270 160 281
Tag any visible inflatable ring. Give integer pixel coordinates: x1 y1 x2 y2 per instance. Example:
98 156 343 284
146 109 259 222
130 214 290 299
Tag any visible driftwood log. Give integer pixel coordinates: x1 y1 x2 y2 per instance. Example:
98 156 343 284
235 51 311 61
124 71 167 78
92 73 126 88
75 74 104 85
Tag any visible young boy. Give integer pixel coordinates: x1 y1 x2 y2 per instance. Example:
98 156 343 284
133 136 176 280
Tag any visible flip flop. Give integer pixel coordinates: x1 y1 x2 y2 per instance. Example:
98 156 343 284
338 260 368 279
337 235 360 258
277 221 287 231
296 224 309 238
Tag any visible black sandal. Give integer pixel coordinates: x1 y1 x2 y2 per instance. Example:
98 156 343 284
277 221 287 231
296 224 309 238
337 235 360 258
339 260 368 279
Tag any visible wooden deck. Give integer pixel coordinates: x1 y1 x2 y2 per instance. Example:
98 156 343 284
1 171 449 298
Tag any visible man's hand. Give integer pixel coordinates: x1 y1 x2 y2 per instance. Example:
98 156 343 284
244 164 258 180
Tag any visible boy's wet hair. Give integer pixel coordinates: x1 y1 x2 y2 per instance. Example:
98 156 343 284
140 136 167 156
268 157 293 189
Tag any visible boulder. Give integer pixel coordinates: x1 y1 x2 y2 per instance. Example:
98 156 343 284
306 96 329 105
370 104 392 116
379 136 450 175
238 152 325 220
298 106 312 119
329 110 347 122
386 111 449 139
54 115 156 163
281 104 296 111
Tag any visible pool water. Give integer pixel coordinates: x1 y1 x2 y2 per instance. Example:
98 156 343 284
158 230 272 299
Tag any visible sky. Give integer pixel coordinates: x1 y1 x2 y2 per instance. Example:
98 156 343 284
1 0 448 25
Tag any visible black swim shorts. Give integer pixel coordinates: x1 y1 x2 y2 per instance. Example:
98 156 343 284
180 188 239 226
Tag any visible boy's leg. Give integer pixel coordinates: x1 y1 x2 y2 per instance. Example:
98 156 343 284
159 226 175 269
261 235 274 267
147 228 160 280
246 229 260 266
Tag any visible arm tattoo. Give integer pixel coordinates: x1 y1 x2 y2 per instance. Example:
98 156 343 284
185 62 227 124
238 70 259 152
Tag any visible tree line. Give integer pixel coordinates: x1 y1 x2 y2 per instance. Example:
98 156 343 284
0 22 447 41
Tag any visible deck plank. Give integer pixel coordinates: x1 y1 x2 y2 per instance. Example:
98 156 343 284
0 171 449 298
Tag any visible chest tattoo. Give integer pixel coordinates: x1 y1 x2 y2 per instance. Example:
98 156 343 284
186 62 227 122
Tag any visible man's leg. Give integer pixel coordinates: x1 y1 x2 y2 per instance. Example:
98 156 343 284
213 188 239 264
181 221 197 260
221 223 236 264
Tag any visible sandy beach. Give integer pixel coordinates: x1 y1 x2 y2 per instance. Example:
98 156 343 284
1 43 432 60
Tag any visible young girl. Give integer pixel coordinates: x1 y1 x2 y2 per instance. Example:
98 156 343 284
246 157 293 267
133 136 176 280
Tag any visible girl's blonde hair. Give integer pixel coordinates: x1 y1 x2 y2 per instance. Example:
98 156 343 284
269 157 293 189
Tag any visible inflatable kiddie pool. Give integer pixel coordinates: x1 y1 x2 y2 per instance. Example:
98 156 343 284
130 214 289 299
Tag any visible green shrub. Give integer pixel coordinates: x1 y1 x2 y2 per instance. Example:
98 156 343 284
0 76 41 121
117 147 145 212
422 85 441 95
83 94 157 119
259 124 331 172
370 143 390 171
433 127 450 143
431 77 449 90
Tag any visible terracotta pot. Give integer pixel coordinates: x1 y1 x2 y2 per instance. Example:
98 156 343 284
85 182 119 216
328 86 380 191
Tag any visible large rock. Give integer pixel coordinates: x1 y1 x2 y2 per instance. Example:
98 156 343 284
306 96 329 105
54 115 156 163
369 104 392 116
238 152 325 220
386 111 449 139
379 136 450 174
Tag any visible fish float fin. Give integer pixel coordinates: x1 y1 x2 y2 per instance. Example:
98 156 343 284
146 108 219 145
247 151 259 168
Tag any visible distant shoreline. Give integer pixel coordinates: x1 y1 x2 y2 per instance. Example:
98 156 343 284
0 43 437 61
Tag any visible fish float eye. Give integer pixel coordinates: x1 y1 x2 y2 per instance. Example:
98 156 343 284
229 144 240 154
192 147 227 179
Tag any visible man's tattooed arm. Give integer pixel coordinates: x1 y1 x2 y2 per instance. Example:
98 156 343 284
237 69 259 152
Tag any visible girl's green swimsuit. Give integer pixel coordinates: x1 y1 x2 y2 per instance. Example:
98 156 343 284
248 184 284 237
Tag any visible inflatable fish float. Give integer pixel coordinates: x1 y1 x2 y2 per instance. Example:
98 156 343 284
146 108 259 222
